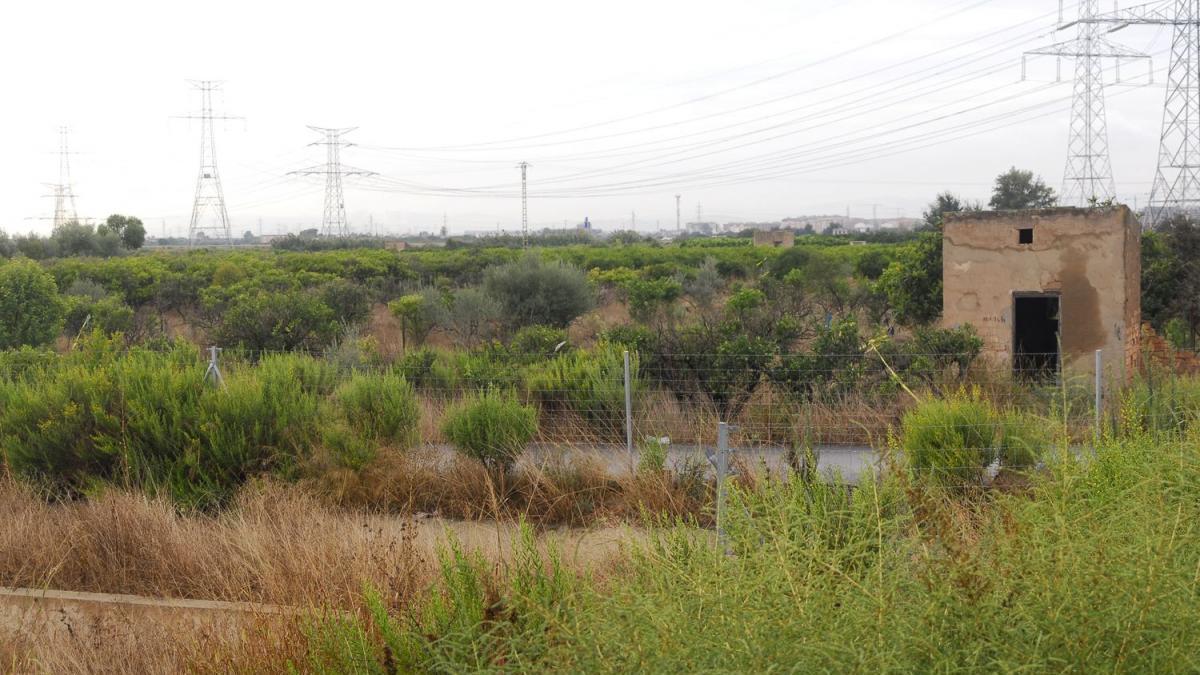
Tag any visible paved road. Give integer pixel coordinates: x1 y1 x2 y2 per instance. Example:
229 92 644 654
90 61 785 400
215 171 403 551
421 442 881 485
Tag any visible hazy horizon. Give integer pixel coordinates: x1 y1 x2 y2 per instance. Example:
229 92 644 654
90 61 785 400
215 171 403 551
1 0 1172 237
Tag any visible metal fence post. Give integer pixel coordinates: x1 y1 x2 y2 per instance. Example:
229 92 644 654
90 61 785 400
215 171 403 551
624 350 634 468
717 421 730 552
205 346 224 388
1094 349 1103 442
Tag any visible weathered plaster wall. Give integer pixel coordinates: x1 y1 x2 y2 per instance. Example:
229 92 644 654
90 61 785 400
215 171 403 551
942 206 1140 376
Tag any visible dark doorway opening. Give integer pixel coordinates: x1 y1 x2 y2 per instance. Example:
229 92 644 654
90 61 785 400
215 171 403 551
1013 294 1060 379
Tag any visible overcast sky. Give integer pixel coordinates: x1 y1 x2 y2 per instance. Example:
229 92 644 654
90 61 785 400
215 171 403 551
0 0 1172 236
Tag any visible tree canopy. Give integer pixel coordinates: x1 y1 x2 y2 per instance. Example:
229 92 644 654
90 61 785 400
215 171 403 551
989 168 1058 210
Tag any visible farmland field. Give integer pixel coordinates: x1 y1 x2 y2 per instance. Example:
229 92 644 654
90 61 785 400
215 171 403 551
1 231 1199 671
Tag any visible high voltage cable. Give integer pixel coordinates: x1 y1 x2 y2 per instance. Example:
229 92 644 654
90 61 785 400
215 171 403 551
374 0 1007 153
366 1 1070 158
366 21 1058 184
354 5 1080 197
356 59 1164 201
358 37 1164 200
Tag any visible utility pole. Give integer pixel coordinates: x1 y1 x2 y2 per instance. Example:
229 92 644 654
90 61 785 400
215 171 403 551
1025 1 1149 207
675 194 681 231
178 80 241 246
518 161 530 248
631 210 636 229
289 127 376 237
697 203 703 224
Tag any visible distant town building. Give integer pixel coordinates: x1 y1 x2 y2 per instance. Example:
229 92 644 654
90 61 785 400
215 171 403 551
383 239 409 252
752 230 795 248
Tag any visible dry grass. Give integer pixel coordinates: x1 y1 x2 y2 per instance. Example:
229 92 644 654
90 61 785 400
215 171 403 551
0 476 651 672
0 478 641 610
2 612 310 674
306 447 712 527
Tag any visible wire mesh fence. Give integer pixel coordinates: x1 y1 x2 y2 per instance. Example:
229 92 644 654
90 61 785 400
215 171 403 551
0 341 1133 464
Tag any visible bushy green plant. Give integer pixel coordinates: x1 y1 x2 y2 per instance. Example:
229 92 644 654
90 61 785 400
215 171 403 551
524 346 637 437
214 289 340 353
0 339 325 508
0 259 64 348
482 255 594 329
509 325 568 361
63 294 135 337
451 349 522 390
638 437 669 476
1123 371 1200 435
321 423 376 471
772 318 866 402
442 388 538 470
333 371 420 446
319 279 373 325
902 396 998 486
258 352 338 396
902 394 1046 486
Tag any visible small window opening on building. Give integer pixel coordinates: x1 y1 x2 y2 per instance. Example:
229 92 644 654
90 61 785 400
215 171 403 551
1013 294 1060 379
1018 228 1034 245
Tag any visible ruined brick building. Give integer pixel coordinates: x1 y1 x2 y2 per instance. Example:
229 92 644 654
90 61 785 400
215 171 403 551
942 206 1141 378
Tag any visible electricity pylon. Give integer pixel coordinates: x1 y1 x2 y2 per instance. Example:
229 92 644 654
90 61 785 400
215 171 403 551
290 127 375 237
1024 1 1150 206
49 127 79 228
178 80 241 246
518 161 530 248
1066 0 1200 226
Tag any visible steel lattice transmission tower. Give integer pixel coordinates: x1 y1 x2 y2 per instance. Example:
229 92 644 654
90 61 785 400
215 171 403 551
518 161 530 248
1068 0 1200 226
1025 1 1150 206
47 126 80 228
179 81 241 246
290 127 376 237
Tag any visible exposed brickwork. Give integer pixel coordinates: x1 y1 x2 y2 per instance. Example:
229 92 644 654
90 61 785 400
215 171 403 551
1140 323 1200 375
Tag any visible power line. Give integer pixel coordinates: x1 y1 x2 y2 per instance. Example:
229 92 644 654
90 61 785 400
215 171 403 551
372 0 1010 153
289 127 376 237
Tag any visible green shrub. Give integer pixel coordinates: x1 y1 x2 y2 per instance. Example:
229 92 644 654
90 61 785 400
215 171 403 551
442 388 538 470
600 325 656 353
901 396 994 487
191 369 319 505
902 394 1046 486
396 347 459 392
215 289 340 353
1123 373 1200 435
0 258 64 348
319 279 373 325
509 325 568 361
321 423 376 471
258 352 338 396
638 437 669 476
451 350 521 391
0 341 324 508
334 371 421 446
482 255 594 329
524 346 637 437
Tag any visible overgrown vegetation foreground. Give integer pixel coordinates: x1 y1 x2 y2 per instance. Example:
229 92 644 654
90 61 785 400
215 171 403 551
3 417 1199 672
